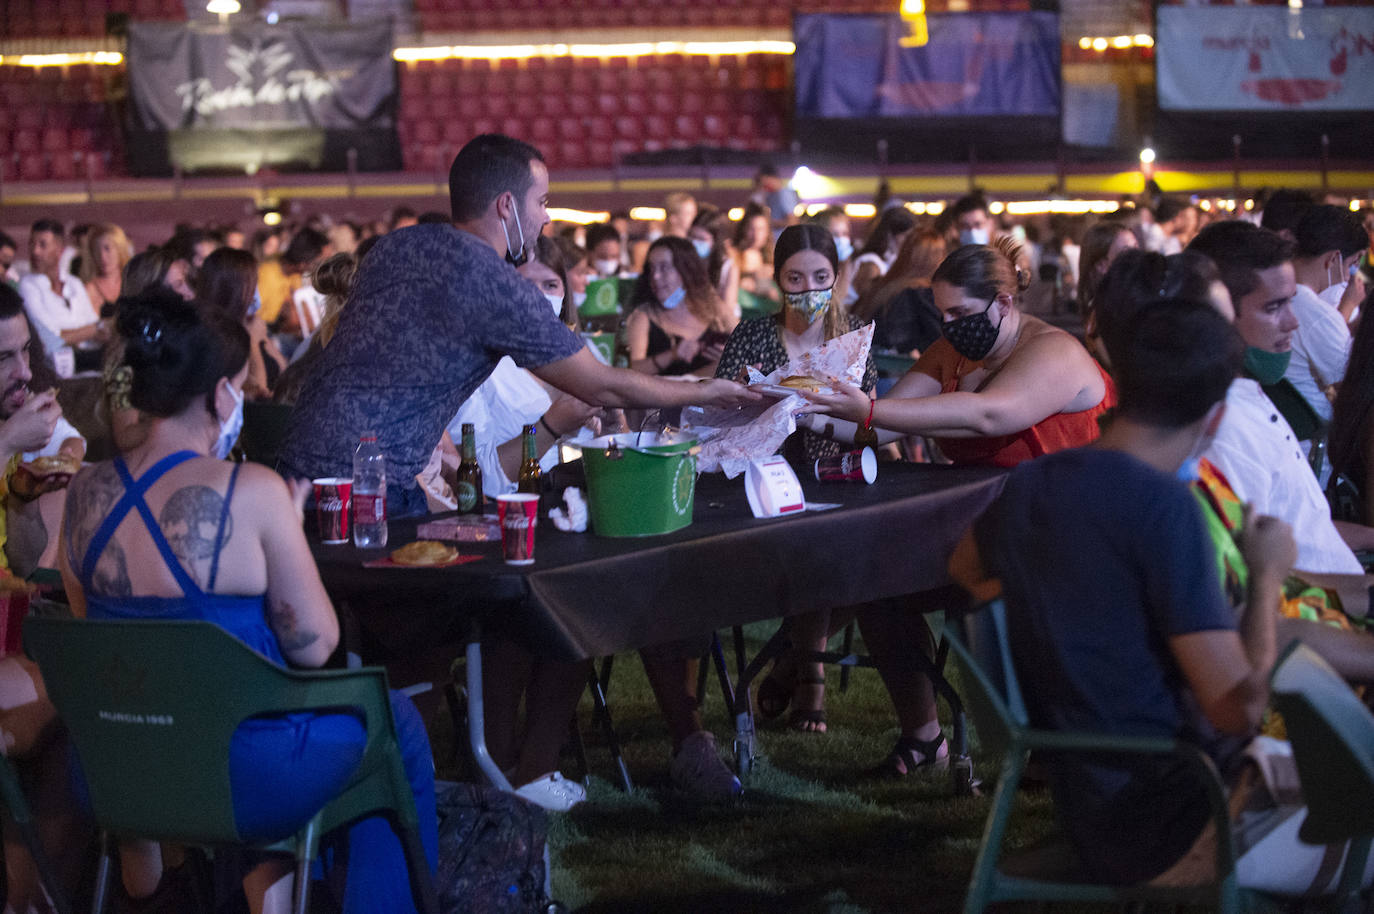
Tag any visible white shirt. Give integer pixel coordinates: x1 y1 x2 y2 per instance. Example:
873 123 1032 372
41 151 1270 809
448 357 553 498
17 272 97 355
1284 282 1350 424
1204 378 1362 575
23 415 83 463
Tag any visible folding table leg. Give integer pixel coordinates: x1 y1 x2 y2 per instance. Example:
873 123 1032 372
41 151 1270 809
464 632 512 793
585 665 634 793
709 633 755 774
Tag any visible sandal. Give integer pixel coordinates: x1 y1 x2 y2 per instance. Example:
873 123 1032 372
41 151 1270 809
787 675 827 734
756 665 793 720
872 732 948 778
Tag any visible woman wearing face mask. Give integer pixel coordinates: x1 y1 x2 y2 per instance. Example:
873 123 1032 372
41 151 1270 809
59 288 439 912
806 237 1113 467
838 207 917 307
802 238 1114 774
689 206 740 320
715 224 878 733
625 236 736 378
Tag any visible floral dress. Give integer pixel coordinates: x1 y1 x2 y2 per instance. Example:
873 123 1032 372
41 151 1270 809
715 314 878 467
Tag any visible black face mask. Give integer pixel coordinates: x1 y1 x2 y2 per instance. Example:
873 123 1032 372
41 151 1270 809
941 296 1003 361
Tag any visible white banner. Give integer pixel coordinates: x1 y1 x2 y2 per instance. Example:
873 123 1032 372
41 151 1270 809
1157 7 1374 111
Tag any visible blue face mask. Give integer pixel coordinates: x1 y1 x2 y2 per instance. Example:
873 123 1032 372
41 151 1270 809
833 237 854 262
247 289 261 318
691 238 712 260
1175 456 1201 483
661 286 686 310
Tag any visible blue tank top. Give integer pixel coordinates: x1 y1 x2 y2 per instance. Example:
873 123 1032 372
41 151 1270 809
78 450 282 664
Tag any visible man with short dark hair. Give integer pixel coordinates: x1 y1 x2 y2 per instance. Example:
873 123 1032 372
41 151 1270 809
17 219 103 356
1283 205 1370 422
949 193 994 246
1189 221 1372 574
954 300 1365 893
280 134 756 516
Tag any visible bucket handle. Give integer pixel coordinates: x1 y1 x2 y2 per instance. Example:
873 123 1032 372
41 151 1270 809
562 441 701 459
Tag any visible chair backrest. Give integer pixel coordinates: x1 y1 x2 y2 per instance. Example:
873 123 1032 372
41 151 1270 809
945 598 1027 759
1270 640 1374 845
24 616 402 846
239 401 293 467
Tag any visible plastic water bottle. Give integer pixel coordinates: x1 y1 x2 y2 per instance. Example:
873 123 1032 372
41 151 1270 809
352 432 388 548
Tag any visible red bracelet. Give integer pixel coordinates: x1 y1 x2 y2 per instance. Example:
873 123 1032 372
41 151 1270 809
864 395 875 430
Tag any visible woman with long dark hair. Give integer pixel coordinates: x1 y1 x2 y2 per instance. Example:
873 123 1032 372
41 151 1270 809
625 236 736 377
196 247 287 400
716 223 877 733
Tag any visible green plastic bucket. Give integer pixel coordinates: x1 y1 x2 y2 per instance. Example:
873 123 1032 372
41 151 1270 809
576 431 698 537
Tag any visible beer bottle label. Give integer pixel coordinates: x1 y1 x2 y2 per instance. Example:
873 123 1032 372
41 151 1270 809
456 481 478 512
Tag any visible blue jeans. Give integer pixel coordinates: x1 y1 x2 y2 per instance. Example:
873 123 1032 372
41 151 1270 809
314 691 439 914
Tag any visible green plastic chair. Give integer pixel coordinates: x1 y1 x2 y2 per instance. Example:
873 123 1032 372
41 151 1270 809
945 599 1241 914
1270 640 1374 910
24 616 437 914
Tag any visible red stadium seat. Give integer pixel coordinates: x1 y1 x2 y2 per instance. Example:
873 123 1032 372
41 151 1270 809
702 115 728 141
441 121 468 146
48 153 77 180
565 94 594 117
482 95 513 119
674 115 703 142
18 155 46 181
11 130 40 155
613 116 641 140
556 142 588 169
650 92 676 114
411 119 440 145
586 141 615 166
621 92 648 116
585 116 614 140
457 96 483 119
40 128 69 152
557 118 583 140
500 117 524 139
528 117 557 143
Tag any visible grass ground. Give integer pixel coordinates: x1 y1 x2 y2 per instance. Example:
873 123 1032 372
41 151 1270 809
430 619 1066 914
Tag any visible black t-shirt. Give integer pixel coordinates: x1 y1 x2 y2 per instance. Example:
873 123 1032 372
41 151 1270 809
976 448 1243 883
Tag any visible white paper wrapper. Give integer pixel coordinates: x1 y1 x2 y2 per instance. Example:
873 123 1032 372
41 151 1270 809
686 323 874 478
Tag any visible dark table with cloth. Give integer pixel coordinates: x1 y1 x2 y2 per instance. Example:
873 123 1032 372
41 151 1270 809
311 461 1007 784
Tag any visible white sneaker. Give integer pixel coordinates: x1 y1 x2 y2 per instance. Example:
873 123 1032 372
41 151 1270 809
669 731 743 799
514 771 587 811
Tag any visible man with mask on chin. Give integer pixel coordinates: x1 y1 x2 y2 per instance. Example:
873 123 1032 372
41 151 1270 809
1189 221 1374 577
279 134 758 518
1281 205 1369 425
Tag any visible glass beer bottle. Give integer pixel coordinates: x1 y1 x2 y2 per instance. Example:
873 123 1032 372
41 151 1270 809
455 423 484 514
517 423 541 494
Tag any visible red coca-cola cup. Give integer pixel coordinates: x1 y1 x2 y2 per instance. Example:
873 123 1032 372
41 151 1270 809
496 493 540 565
814 447 877 484
313 477 353 544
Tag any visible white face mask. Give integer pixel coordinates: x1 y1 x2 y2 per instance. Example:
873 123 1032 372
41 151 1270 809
593 258 619 278
691 238 712 259
544 292 564 317
959 227 990 246
572 290 587 309
502 203 528 267
213 383 245 460
1318 280 1348 307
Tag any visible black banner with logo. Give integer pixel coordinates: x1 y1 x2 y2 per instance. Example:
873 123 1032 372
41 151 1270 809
126 21 399 175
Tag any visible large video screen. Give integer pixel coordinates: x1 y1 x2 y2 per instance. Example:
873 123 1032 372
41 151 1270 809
794 12 1060 120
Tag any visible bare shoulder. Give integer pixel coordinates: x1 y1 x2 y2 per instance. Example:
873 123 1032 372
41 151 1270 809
1017 318 1096 365
231 461 294 505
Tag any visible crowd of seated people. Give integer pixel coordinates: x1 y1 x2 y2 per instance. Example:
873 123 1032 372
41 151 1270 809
1 135 1373 911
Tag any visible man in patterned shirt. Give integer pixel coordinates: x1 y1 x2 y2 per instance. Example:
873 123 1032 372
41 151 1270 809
280 135 757 516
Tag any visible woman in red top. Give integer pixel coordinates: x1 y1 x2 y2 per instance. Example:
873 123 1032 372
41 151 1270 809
806 237 1114 464
802 237 1115 775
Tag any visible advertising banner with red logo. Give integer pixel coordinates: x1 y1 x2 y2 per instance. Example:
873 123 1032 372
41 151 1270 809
1157 7 1374 111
